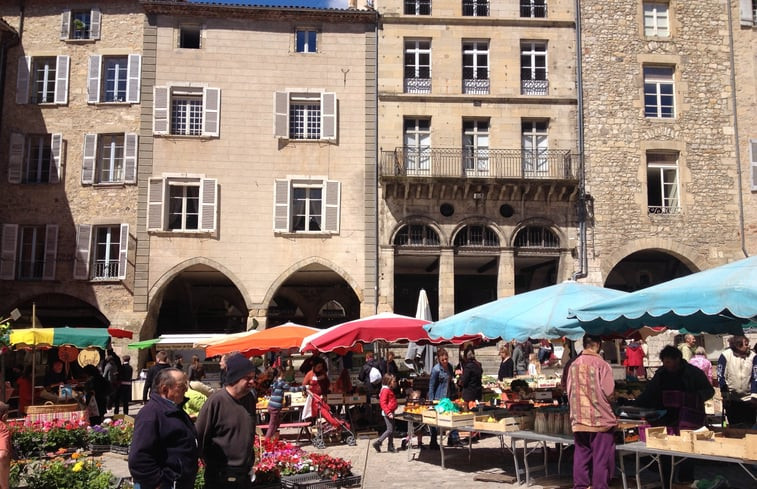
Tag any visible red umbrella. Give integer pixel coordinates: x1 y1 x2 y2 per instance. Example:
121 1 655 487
300 312 479 353
107 327 134 339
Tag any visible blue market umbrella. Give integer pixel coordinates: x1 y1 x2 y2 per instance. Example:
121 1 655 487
424 281 627 341
569 256 757 335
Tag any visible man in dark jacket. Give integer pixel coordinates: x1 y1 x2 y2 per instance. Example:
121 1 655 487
143 350 171 402
129 368 199 489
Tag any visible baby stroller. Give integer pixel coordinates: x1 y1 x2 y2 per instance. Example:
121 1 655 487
306 391 356 449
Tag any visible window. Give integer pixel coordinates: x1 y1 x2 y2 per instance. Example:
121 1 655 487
404 118 431 174
73 224 129 280
750 139 757 191
647 152 680 214
274 92 337 141
462 0 489 16
521 41 548 95
521 0 547 18
87 55 140 103
522 120 548 175
153 86 221 137
454 225 499 247
643 3 670 37
7 133 63 184
81 133 138 185
60 8 101 41
0 224 58 281
404 39 431 94
644 66 675 118
405 0 431 15
513 225 559 248
16 56 69 105
462 41 489 94
296 29 317 53
393 224 440 246
147 177 218 232
179 25 201 49
463 119 489 175
274 179 340 234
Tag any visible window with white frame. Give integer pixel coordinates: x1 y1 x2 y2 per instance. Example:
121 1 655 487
643 3 670 37
404 118 431 174
0 224 58 281
7 133 63 185
462 41 490 94
521 0 547 18
274 92 337 141
463 0 489 16
273 179 340 234
522 120 549 174
647 152 680 214
87 54 141 103
81 133 138 185
60 8 101 41
16 56 69 105
73 224 129 280
153 86 221 137
644 66 675 118
295 29 318 53
405 0 431 15
147 177 218 232
404 39 431 94
179 25 201 49
463 119 490 174
521 41 548 95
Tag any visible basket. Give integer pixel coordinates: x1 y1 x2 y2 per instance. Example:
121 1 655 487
281 473 361 489
26 402 80 415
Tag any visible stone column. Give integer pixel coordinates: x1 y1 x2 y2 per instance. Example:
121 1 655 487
378 246 395 313
438 248 455 318
498 250 515 298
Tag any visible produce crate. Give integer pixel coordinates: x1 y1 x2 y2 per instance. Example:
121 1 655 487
644 427 694 453
342 395 366 404
421 409 437 425
326 394 344 405
473 414 533 432
436 412 475 428
281 472 361 489
692 431 757 461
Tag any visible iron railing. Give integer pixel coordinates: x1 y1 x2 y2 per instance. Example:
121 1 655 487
463 78 490 94
92 260 120 280
404 78 432 94
521 79 549 96
648 205 681 215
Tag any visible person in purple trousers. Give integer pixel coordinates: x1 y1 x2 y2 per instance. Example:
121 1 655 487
566 335 617 489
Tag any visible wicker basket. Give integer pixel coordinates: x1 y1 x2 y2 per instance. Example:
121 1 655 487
25 402 81 415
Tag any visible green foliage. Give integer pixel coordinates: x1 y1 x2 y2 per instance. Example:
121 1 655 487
44 425 88 451
22 454 118 489
107 421 133 446
194 465 205 489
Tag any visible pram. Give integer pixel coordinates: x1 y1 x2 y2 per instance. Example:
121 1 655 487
306 391 356 449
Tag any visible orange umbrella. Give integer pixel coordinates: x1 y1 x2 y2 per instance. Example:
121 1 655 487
206 322 319 358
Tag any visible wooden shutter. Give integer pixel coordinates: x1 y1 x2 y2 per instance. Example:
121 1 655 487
200 179 218 232
73 224 92 280
90 8 102 40
87 55 101 103
147 178 165 230
16 56 30 104
60 9 71 40
81 134 97 184
118 223 129 279
54 55 69 104
124 133 138 183
8 133 24 184
153 86 169 135
0 224 18 280
50 133 63 184
42 224 58 281
751 139 757 191
273 179 291 232
324 180 341 233
274 91 289 138
321 92 337 141
202 87 220 137
126 54 141 103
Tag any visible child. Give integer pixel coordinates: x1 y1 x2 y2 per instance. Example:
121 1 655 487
373 373 398 453
266 368 307 440
0 401 9 489
527 352 541 377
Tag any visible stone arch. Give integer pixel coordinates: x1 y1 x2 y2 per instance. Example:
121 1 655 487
450 217 505 247
599 238 703 282
390 216 447 246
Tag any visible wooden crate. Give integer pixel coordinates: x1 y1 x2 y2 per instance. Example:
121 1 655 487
692 432 757 461
421 409 438 425
436 412 475 428
473 414 534 432
343 394 366 404
644 427 694 453
326 394 344 405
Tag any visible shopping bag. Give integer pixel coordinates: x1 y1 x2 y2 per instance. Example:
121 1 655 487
301 394 313 420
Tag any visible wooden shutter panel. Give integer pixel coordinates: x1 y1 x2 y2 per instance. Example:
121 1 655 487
202 87 221 137
200 179 218 232
118 223 129 279
0 224 18 280
321 92 337 141
751 139 757 192
60 9 71 40
54 55 69 104
50 133 63 184
274 92 289 138
147 178 165 230
124 133 138 183
273 179 291 232
8 133 24 184
81 134 97 184
16 57 30 105
324 180 341 233
126 54 141 103
87 55 101 103
42 224 58 281
73 224 92 280
90 8 102 40
153 86 169 135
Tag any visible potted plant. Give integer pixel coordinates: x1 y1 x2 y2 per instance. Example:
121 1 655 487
21 453 117 489
87 424 111 453
108 420 133 454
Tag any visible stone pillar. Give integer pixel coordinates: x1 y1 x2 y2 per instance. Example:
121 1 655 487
378 246 395 313
498 250 515 298
438 248 455 318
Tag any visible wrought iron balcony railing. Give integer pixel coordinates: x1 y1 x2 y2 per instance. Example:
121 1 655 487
521 79 549 96
405 78 432 94
92 260 120 280
463 78 490 94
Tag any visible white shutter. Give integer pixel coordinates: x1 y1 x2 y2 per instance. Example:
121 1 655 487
324 180 341 233
274 91 289 138
50 133 63 184
199 179 218 232
126 54 141 103
8 133 24 184
81 134 97 184
147 178 165 230
60 9 71 40
202 87 220 137
273 179 291 232
42 224 58 281
0 224 18 280
750 139 757 191
124 133 138 183
90 8 102 40
87 55 101 103
153 86 169 135
73 224 92 280
54 55 69 104
118 223 129 279
321 92 337 141
16 56 30 105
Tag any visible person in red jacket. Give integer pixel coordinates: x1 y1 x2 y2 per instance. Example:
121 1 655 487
623 340 646 379
372 373 398 453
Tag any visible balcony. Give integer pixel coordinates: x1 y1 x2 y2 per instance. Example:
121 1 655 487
92 260 120 281
521 79 549 96
463 78 490 95
405 78 432 94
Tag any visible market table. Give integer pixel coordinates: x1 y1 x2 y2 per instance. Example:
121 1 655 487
507 430 574 485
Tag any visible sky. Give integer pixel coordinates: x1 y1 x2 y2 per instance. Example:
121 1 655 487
190 1 350 8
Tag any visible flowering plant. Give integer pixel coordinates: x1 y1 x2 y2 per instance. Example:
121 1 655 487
107 419 133 446
253 436 353 482
10 418 89 455
18 452 117 489
307 453 352 480
87 424 111 445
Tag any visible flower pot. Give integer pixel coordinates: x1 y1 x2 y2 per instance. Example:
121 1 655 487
111 445 129 455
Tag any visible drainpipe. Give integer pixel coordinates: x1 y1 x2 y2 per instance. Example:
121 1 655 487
571 0 588 280
373 13 380 314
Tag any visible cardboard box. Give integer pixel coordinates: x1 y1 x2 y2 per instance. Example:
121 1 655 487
644 427 695 453
436 412 475 428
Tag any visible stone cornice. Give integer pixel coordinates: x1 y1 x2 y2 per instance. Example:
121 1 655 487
140 1 378 23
